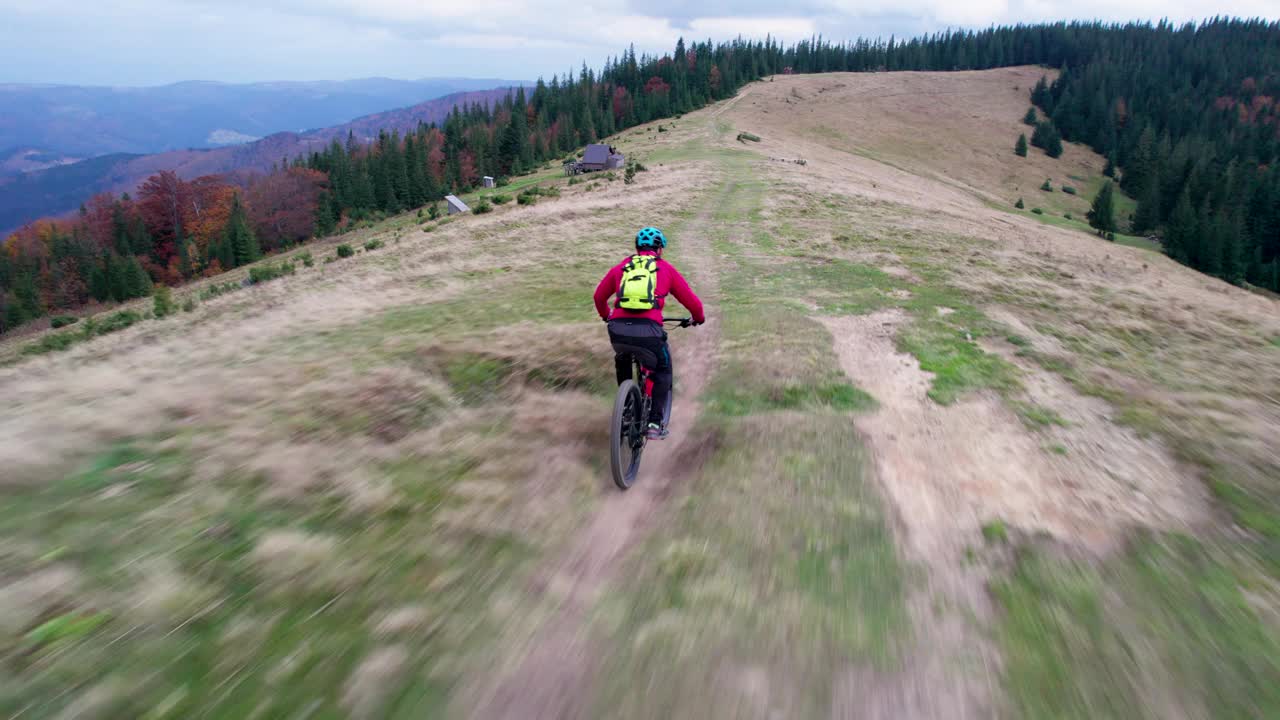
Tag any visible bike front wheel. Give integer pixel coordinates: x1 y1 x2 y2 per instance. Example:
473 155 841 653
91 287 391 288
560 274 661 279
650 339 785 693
610 379 646 490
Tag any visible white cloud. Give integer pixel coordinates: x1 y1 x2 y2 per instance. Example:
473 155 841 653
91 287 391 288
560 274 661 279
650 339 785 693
687 17 819 42
0 0 1277 84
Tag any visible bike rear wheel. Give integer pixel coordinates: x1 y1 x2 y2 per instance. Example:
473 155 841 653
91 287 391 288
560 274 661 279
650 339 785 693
610 379 646 490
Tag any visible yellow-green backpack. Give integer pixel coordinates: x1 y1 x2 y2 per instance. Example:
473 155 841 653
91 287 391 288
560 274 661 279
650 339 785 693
617 254 659 310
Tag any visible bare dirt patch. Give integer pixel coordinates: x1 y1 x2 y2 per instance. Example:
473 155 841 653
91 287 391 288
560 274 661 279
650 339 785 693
820 309 1209 718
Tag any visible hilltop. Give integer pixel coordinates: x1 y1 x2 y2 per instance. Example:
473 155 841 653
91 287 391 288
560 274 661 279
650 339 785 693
1 65 1277 719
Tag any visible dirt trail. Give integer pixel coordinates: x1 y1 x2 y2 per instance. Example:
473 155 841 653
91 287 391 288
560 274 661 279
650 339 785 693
820 310 1208 718
461 182 724 720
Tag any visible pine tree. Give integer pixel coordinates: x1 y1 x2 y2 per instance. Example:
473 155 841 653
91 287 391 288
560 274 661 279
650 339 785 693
1164 189 1197 263
1087 181 1116 235
1015 134 1028 157
1103 151 1117 178
1045 126 1064 158
1220 211 1245 284
13 271 41 322
1015 198 1025 209
105 254 128 301
1031 75 1051 108
89 258 110 302
124 257 152 298
223 194 260 268
1031 121 1048 149
1133 173 1161 234
1041 178 1053 192
1023 107 1037 125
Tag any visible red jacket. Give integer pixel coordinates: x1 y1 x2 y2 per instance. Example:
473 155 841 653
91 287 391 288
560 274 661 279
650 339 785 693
594 250 705 325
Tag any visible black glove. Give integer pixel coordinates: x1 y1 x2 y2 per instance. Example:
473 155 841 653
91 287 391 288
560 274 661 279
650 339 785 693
691 319 704 326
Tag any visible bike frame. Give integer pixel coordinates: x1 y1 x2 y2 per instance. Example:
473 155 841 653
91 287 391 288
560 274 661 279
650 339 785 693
628 316 689 424
609 316 693 490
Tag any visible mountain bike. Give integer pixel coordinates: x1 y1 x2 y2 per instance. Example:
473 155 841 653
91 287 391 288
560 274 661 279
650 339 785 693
610 317 692 490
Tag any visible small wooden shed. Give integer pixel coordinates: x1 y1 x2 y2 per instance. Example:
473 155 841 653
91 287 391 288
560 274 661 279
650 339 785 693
445 195 469 215
482 176 495 188
578 144 625 172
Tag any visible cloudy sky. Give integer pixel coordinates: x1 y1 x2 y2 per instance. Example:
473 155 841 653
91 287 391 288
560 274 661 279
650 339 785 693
2 0 1278 86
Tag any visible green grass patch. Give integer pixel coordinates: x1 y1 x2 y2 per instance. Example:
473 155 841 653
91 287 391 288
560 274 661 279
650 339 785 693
25 612 111 649
995 536 1280 719
1112 233 1161 252
897 320 1018 404
1013 401 1069 429
444 354 512 405
981 520 1009 544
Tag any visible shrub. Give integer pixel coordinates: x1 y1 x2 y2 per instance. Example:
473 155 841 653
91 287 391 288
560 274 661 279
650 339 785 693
632 161 648 172
96 310 141 335
1032 208 1044 215
22 332 78 355
516 192 537 205
1064 213 1073 220
541 186 561 198
737 131 761 142
337 244 355 258
491 194 511 205
1040 179 1053 192
568 177 581 186
427 203 441 220
473 200 493 214
152 285 175 318
364 239 384 251
496 177 510 187
625 164 637 184
199 282 236 301
182 297 197 313
602 171 618 182
1062 185 1077 195
657 125 666 132
1015 198 1025 209
299 250 314 267
1106 232 1116 241
248 261 297 284
50 315 78 329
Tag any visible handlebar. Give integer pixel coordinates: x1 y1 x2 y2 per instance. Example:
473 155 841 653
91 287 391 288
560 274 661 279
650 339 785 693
663 317 694 328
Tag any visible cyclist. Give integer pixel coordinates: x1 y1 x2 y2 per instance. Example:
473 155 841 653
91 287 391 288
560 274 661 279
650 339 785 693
594 226 705 439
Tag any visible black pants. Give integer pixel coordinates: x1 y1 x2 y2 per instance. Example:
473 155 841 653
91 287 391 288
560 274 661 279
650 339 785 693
608 318 672 425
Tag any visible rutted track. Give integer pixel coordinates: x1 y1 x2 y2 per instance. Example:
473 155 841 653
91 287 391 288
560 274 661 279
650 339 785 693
460 176 726 720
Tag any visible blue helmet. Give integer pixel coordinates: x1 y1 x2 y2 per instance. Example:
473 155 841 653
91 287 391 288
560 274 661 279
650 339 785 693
635 226 668 249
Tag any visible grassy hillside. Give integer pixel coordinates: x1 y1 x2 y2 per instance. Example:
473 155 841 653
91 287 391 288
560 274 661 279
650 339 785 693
2 69 1278 719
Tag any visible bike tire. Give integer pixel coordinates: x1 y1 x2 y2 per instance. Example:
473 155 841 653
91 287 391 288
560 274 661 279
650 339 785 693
610 380 646 490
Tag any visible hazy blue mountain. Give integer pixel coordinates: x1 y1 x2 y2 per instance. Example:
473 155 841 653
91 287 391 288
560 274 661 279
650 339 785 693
0 77 527 173
0 86 522 234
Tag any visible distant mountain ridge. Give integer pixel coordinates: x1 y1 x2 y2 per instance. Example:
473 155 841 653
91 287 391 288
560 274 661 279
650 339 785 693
0 76 528 171
0 86 521 234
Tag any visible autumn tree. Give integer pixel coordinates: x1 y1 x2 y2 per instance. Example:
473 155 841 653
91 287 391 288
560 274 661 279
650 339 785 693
137 171 190 267
246 167 326 251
